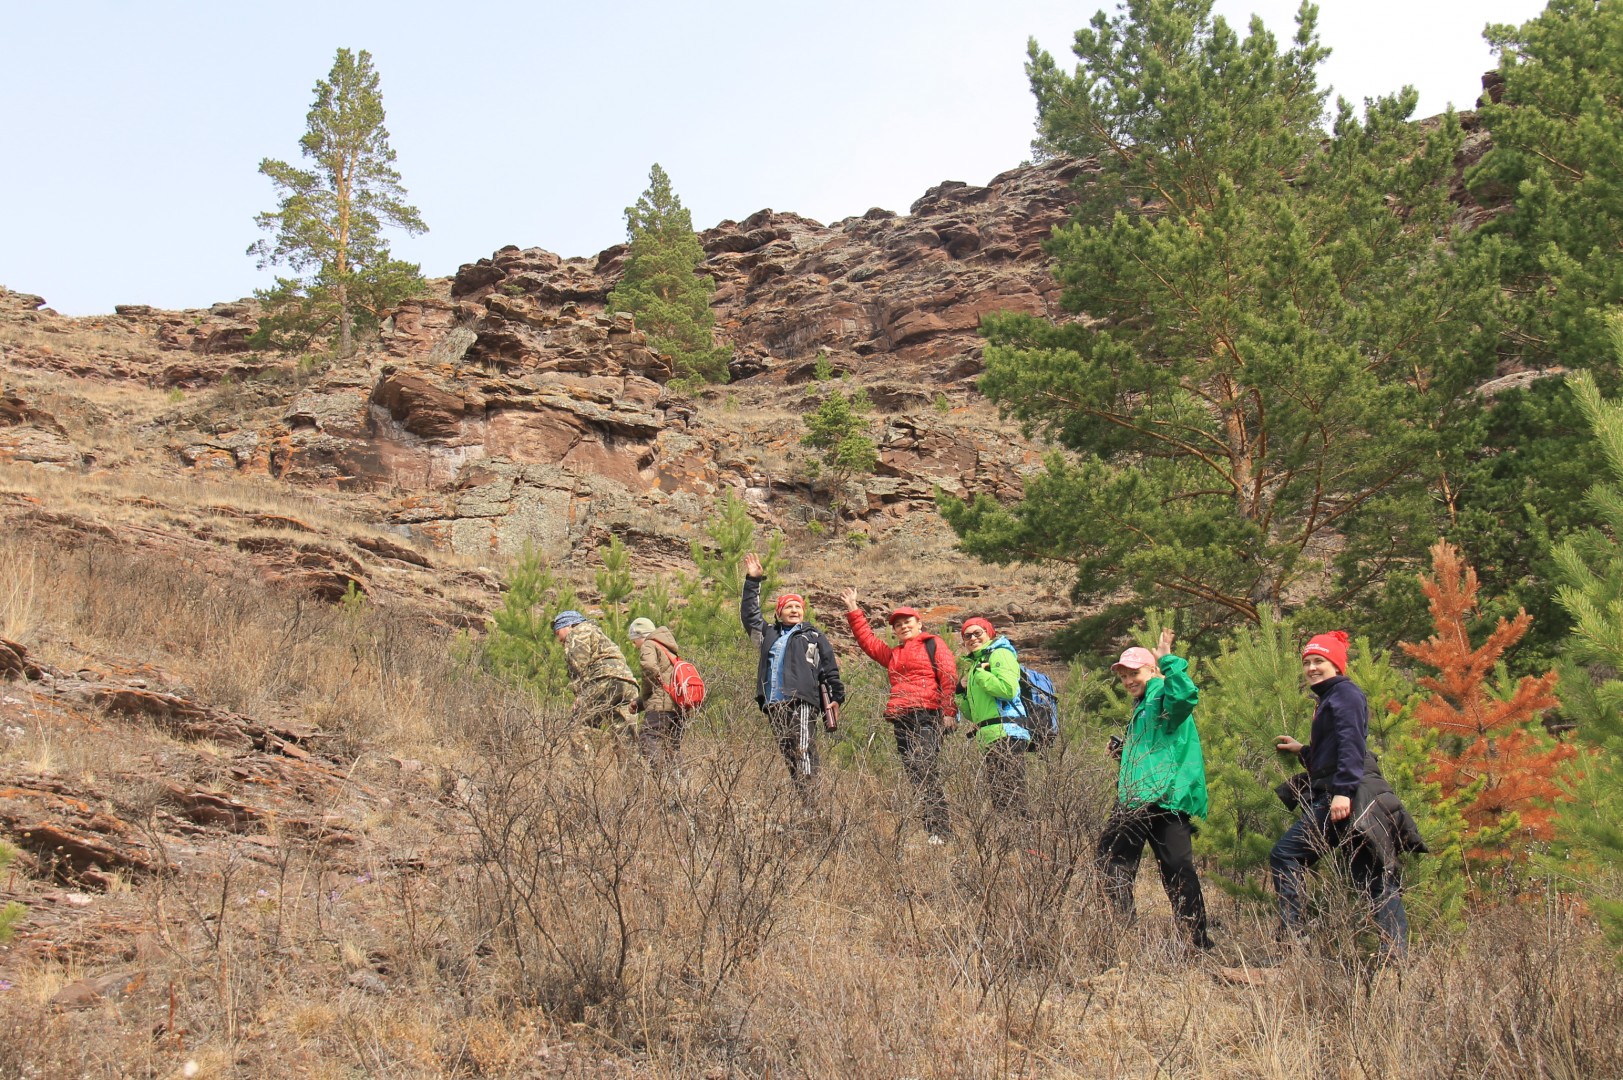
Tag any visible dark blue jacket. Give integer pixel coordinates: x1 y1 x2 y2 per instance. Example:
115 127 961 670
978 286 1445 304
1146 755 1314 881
1300 675 1368 798
740 576 845 710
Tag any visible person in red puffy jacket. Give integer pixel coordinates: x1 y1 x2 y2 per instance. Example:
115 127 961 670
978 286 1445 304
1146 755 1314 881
841 587 958 843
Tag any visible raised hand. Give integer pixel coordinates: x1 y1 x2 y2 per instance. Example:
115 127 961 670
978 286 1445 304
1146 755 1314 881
839 587 860 612
743 552 764 580
1155 626 1176 659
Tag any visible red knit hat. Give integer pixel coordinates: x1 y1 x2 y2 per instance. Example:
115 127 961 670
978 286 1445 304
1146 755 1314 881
1303 631 1349 673
960 617 996 640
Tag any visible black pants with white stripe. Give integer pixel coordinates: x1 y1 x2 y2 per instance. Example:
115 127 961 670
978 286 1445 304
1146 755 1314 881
764 699 821 797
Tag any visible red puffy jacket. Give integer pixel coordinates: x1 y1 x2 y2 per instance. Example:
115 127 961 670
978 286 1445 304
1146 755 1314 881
846 610 958 720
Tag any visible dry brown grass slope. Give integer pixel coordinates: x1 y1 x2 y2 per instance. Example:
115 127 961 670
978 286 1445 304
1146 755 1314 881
0 473 1620 1078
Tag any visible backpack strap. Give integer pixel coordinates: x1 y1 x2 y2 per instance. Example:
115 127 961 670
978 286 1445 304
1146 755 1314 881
647 637 680 686
922 635 954 718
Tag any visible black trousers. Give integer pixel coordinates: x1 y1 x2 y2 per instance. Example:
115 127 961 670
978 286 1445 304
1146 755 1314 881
980 736 1029 817
764 699 821 795
892 709 950 837
1096 805 1212 948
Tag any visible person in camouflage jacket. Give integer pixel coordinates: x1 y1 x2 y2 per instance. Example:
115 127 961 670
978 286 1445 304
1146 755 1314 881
554 611 638 732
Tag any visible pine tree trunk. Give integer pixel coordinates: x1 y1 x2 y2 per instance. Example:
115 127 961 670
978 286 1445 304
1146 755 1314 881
338 281 353 357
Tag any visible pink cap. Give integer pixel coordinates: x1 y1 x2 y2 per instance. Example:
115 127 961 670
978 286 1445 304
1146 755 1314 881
1111 646 1158 673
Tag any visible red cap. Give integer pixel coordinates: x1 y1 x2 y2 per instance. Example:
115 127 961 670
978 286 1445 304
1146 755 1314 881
1111 646 1158 673
1303 631 1349 673
888 606 921 625
774 593 804 619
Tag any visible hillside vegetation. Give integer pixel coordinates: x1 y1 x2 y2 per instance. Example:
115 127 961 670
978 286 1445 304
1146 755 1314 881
4 0 1623 1076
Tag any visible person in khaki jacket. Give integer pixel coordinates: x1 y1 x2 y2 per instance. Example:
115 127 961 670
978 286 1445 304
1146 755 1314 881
628 617 687 773
554 610 638 733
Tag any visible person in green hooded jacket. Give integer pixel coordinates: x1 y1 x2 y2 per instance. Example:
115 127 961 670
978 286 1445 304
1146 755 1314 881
954 617 1031 816
1096 627 1214 950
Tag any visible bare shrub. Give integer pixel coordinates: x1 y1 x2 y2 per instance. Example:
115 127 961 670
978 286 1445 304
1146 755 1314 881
452 704 846 1051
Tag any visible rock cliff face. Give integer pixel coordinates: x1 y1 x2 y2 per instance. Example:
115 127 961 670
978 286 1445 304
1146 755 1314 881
3 157 1086 576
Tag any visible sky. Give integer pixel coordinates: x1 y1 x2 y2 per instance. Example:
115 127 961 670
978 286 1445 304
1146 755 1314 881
1 0 1551 316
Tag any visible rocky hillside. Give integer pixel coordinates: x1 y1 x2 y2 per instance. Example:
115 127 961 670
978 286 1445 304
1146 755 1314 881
0 157 1100 636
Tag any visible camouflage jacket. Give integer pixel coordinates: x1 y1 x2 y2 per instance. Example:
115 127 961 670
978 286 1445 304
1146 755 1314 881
563 621 637 693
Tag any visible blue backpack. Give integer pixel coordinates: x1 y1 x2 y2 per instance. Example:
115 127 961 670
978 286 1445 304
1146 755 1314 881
1019 665 1060 749
986 640 1060 749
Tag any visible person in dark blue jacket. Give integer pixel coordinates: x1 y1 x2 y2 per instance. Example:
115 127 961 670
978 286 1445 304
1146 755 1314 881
740 552 845 799
1270 631 1410 958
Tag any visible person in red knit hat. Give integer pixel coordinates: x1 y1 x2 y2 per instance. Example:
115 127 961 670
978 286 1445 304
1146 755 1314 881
1270 631 1418 959
841 586 958 844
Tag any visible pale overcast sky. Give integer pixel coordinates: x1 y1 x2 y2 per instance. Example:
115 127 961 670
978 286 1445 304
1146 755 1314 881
2 0 1549 315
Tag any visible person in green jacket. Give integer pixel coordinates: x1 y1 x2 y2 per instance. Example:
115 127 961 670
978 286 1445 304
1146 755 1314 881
1096 627 1214 950
954 617 1031 816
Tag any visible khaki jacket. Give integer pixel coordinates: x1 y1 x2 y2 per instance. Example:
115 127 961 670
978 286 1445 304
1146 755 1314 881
636 627 682 714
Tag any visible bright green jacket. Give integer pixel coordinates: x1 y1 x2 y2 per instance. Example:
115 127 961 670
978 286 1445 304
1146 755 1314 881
955 638 1031 750
1116 654 1208 819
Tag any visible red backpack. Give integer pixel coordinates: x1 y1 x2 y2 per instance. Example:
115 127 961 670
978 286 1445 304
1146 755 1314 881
650 640 706 710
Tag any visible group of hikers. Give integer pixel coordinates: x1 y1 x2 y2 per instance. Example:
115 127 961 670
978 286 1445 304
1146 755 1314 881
549 557 1426 960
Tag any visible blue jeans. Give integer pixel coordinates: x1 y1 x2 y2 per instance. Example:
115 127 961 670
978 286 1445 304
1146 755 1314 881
1269 795 1409 958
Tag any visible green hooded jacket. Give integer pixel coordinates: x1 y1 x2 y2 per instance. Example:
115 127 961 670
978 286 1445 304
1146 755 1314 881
955 638 1031 750
1116 654 1208 819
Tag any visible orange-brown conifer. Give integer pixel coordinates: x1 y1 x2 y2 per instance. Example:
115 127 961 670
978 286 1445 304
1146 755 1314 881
1400 541 1572 858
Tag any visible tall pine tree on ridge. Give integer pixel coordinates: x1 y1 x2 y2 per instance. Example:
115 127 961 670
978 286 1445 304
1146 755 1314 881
250 48 427 357
607 164 730 385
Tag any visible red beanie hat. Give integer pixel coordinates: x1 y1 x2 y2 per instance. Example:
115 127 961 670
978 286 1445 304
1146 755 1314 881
1303 631 1350 673
774 593 804 619
960 617 996 640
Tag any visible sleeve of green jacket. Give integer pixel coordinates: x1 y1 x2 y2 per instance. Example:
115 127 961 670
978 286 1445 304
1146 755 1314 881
1150 654 1199 729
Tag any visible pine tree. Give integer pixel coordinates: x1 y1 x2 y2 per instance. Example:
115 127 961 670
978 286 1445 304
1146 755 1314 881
249 48 427 356
1552 347 1623 947
1401 541 1571 864
0 841 24 944
802 388 878 480
677 491 785 648
1196 610 1305 899
801 387 879 527
940 0 1499 643
483 547 578 702
607 164 730 384
1467 0 1623 367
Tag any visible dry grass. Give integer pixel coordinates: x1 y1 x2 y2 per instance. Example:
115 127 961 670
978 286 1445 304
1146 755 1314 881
2 519 1622 1078
0 460 493 574
0 321 166 363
